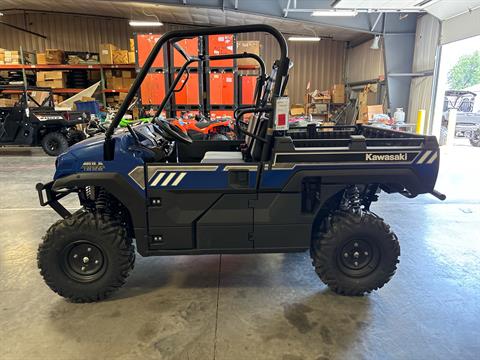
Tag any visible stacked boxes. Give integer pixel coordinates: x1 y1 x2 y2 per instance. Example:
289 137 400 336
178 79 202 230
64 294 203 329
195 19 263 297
36 71 67 89
0 49 20 65
105 69 135 90
99 44 117 64
100 42 134 64
36 53 47 65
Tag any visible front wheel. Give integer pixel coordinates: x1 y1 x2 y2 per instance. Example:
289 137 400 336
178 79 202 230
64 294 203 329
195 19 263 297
41 131 68 156
37 211 135 302
310 211 400 296
469 129 480 147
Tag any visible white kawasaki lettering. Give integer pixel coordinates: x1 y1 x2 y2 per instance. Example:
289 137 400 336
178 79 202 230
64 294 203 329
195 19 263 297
365 153 408 161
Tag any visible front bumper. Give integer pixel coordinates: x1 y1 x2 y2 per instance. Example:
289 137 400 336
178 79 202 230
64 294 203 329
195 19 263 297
36 181 72 218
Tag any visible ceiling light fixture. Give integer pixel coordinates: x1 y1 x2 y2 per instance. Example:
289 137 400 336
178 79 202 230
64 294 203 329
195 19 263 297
129 20 163 27
370 35 381 50
311 9 358 17
288 36 321 42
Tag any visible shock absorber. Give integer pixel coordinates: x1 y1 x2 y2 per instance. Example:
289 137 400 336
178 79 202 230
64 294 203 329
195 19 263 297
341 185 362 214
96 188 107 212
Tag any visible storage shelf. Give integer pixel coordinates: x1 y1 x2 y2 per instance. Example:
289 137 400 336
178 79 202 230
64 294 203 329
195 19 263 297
103 89 130 93
1 88 85 94
0 64 135 70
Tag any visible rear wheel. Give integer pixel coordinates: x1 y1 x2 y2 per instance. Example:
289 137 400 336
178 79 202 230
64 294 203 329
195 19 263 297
37 211 135 302
310 211 400 296
41 131 68 156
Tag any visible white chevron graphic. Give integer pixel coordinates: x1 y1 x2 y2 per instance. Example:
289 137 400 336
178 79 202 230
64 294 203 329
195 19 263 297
150 172 187 187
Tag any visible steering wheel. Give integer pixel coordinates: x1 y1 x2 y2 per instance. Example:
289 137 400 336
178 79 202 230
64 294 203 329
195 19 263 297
153 118 192 144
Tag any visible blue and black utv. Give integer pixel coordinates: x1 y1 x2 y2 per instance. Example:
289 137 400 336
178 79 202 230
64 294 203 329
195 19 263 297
36 25 444 302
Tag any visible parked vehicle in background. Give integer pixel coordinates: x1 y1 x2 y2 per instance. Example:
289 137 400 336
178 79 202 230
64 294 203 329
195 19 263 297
0 86 89 155
441 90 480 146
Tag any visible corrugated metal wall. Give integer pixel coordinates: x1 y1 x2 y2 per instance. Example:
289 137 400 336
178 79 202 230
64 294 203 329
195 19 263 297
0 12 345 104
345 40 384 83
407 14 440 129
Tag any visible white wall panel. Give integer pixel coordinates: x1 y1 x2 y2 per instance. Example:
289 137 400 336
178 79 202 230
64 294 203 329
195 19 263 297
345 40 384 83
407 14 440 127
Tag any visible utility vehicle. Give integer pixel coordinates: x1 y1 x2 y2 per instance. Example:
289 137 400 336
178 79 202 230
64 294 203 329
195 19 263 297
0 86 88 155
441 90 480 146
36 25 444 302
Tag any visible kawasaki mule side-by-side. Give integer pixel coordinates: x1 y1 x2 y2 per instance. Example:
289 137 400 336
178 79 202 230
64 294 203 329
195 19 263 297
36 25 444 302
0 86 88 156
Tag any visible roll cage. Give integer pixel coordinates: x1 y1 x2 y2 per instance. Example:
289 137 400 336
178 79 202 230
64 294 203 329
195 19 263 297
103 24 290 161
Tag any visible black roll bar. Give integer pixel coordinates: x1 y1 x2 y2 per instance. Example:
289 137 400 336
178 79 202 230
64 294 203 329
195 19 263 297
103 24 288 160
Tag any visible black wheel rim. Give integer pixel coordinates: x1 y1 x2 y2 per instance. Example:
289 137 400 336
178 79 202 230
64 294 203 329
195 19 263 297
47 139 59 152
337 239 380 277
62 241 107 282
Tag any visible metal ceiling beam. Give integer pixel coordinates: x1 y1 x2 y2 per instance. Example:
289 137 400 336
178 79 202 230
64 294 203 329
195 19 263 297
126 0 418 35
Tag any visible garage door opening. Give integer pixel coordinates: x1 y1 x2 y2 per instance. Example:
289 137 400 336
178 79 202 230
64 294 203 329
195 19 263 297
432 35 480 147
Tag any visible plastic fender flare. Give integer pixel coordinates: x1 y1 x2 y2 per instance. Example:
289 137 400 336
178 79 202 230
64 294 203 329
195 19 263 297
52 172 147 234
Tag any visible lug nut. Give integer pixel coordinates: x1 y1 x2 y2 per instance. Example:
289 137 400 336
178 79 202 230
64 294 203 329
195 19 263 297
354 242 358 247
81 266 86 271
354 261 358 266
344 253 349 258
364 251 369 256
82 257 89 264
87 247 92 252
353 251 360 258
95 260 99 264
73 254 78 259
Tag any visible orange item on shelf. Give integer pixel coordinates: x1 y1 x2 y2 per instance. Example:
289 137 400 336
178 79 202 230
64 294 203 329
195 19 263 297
209 72 234 105
173 38 199 68
208 34 234 67
136 34 164 68
174 72 199 105
140 73 165 105
240 75 257 105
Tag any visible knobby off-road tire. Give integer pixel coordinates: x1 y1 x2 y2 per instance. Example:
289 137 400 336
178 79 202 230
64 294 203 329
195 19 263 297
310 211 400 296
41 131 69 156
37 211 135 302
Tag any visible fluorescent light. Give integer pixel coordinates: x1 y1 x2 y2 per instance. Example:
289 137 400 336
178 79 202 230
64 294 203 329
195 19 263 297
129 20 163 27
311 10 358 17
288 36 321 42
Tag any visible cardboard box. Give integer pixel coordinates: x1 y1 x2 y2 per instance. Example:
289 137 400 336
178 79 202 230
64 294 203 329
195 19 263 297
37 79 66 89
367 105 384 120
111 77 124 89
113 50 129 64
236 41 260 66
128 51 135 64
331 83 345 104
0 98 16 107
99 44 117 64
290 104 304 116
45 49 64 65
121 70 133 78
129 38 135 52
122 78 134 89
37 71 66 81
36 53 47 65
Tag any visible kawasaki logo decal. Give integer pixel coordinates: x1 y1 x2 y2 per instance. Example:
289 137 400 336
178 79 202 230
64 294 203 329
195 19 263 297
365 153 407 161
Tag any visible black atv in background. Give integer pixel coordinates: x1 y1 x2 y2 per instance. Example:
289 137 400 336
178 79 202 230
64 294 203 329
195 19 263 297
0 86 89 156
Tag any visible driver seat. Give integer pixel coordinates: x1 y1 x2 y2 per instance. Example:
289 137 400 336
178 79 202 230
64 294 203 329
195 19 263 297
200 112 267 163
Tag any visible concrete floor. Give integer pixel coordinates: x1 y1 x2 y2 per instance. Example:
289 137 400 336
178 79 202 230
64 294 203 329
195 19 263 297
1 145 479 360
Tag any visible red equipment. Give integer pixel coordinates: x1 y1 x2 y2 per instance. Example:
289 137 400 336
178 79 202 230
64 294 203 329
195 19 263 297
170 113 234 140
